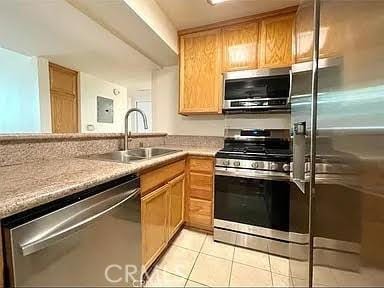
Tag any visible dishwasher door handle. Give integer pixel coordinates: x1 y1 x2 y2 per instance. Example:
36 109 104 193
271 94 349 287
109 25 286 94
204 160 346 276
20 188 140 257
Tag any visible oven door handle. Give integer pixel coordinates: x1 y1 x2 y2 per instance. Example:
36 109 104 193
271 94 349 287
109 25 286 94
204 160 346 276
215 167 290 181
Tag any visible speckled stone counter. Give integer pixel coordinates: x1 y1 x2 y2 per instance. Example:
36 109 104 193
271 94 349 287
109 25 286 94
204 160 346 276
0 146 220 219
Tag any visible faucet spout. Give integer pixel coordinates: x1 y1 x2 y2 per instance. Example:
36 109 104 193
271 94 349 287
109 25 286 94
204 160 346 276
124 108 148 150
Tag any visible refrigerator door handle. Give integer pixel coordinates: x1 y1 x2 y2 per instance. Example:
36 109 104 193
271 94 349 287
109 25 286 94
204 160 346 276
293 121 307 193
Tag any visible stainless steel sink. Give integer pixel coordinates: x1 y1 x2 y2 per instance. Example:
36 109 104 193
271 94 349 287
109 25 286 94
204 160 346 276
86 148 180 164
126 148 179 159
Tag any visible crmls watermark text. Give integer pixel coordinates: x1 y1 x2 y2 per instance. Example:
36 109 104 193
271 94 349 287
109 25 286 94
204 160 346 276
104 264 145 287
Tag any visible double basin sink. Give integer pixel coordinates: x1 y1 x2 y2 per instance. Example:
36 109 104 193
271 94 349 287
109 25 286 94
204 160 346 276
87 147 181 164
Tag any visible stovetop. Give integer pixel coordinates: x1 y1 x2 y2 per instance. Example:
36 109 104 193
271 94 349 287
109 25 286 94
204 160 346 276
215 129 291 172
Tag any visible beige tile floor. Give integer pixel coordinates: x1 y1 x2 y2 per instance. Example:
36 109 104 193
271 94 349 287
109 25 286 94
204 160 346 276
145 228 384 287
145 228 296 287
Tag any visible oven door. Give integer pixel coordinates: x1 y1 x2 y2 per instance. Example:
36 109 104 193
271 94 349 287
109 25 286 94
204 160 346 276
214 168 290 235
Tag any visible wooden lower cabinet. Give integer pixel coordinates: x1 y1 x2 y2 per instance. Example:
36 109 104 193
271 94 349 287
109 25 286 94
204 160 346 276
185 157 215 232
141 156 214 269
141 184 169 268
141 160 186 270
168 174 185 239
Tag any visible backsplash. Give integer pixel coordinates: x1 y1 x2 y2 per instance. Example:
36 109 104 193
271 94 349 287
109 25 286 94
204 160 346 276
165 135 224 148
0 133 224 167
0 133 166 167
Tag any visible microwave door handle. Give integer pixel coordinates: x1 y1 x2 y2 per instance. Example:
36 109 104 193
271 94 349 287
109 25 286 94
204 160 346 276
292 121 307 193
19 188 140 256
287 69 293 105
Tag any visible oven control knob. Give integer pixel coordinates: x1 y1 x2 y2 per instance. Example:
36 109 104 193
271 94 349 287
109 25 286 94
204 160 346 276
283 164 290 172
223 159 230 166
251 162 259 168
233 161 241 167
270 163 279 170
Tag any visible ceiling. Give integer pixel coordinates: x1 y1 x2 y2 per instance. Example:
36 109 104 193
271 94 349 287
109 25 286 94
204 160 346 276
0 0 159 87
67 0 178 67
155 0 299 30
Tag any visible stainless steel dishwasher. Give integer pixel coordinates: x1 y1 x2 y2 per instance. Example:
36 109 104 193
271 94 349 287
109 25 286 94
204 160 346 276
2 174 141 287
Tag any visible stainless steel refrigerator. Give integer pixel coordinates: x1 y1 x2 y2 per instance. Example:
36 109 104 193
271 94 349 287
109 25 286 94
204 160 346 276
289 0 384 286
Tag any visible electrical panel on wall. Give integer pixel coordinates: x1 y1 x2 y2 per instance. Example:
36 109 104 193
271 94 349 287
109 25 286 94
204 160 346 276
97 96 114 123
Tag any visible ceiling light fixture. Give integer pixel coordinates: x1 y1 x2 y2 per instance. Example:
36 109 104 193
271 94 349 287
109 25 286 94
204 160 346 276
207 0 231 6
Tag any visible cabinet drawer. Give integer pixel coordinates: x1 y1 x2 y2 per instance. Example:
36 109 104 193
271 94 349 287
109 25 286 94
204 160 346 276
189 157 214 173
189 187 212 201
190 172 212 190
141 160 185 195
188 198 212 228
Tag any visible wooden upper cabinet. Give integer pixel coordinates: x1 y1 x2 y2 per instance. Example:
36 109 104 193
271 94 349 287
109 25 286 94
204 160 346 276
295 3 314 63
179 29 222 114
258 14 295 68
295 2 344 63
222 22 259 71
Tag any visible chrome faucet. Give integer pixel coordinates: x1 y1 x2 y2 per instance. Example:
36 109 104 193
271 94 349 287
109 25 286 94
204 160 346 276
124 108 148 150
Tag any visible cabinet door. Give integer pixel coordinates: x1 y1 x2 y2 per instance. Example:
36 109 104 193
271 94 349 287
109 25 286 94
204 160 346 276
179 29 222 114
259 14 295 68
295 2 344 63
222 22 259 71
168 174 185 239
295 3 314 63
141 184 169 268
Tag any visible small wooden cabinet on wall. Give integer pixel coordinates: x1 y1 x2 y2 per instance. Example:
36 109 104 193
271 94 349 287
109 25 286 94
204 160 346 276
178 7 297 115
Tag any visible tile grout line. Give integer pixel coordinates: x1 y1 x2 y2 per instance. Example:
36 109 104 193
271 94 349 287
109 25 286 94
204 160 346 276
268 245 274 287
164 230 292 287
154 267 210 287
175 237 292 275
228 247 236 287
185 234 207 287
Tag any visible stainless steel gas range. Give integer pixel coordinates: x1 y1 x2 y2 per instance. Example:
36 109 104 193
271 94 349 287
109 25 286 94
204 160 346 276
213 128 292 257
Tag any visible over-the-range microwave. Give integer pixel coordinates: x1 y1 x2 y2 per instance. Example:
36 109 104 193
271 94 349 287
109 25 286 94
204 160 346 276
222 67 291 114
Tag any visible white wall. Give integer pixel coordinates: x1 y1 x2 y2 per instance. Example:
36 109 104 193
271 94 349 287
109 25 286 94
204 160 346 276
152 66 291 137
80 72 128 133
124 0 178 54
0 47 41 133
37 57 51 133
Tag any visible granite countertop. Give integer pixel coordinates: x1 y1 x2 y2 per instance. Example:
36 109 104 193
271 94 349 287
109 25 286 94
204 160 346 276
0 132 167 143
0 146 220 219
